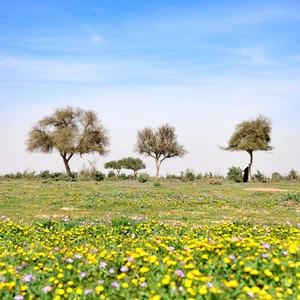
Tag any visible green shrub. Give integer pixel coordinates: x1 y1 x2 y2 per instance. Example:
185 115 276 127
186 169 196 181
227 166 243 182
203 172 213 179
138 173 150 183
281 192 300 203
119 173 128 180
15 172 23 179
107 171 116 179
166 174 178 180
253 170 265 182
2 173 12 179
52 172 64 179
92 171 105 181
39 170 52 179
196 173 203 180
153 181 162 187
288 169 298 180
181 169 196 182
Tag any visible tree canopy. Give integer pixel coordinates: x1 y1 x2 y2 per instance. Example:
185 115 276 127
221 115 273 181
26 106 109 177
104 160 123 175
135 124 186 181
121 157 146 178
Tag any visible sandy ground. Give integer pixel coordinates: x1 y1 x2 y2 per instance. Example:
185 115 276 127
61 207 80 211
244 188 288 192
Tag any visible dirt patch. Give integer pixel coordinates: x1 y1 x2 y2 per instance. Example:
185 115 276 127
244 188 288 192
37 214 59 219
61 207 81 211
281 200 298 208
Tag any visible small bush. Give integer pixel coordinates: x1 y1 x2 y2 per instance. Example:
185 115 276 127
119 173 128 180
3 173 15 179
227 166 243 182
166 174 178 180
181 169 196 182
153 181 162 187
15 172 23 179
203 172 213 179
92 171 105 181
186 169 196 181
138 173 150 183
71 172 78 179
272 172 281 181
78 169 92 180
281 192 300 203
253 170 265 182
288 169 298 180
196 173 203 180
23 169 36 179
107 171 116 179
39 170 52 179
52 172 64 179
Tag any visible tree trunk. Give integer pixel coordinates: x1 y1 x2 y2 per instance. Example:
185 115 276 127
62 155 71 177
248 151 253 182
155 159 160 181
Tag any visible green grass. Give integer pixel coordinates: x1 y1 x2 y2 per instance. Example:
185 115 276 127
0 179 299 299
0 179 299 226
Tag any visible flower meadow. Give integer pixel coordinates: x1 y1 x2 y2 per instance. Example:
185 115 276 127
0 217 299 300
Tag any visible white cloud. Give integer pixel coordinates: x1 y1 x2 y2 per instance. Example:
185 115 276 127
233 47 272 64
90 34 102 44
84 24 103 44
0 54 147 83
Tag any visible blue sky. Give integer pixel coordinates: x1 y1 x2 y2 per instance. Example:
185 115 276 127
0 0 300 176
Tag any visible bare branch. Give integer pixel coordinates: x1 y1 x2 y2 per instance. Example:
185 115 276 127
135 123 187 180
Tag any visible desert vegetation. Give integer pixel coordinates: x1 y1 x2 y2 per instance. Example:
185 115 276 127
0 180 299 299
221 115 273 182
26 107 110 177
0 107 299 299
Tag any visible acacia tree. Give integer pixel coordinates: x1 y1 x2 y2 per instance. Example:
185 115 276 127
26 106 110 177
121 157 146 178
104 160 123 176
135 124 187 181
221 115 273 181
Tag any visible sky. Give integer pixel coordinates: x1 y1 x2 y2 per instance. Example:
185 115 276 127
0 0 300 177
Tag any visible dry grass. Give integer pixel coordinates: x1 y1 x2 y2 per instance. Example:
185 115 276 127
0 179 299 226
244 187 288 192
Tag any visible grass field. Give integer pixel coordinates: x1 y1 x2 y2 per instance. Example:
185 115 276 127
0 179 299 299
0 180 299 225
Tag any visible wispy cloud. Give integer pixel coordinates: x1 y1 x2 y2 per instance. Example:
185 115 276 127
0 53 177 84
0 55 122 83
295 55 300 61
116 3 300 41
0 36 93 53
84 25 104 44
233 47 272 64
90 34 101 44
